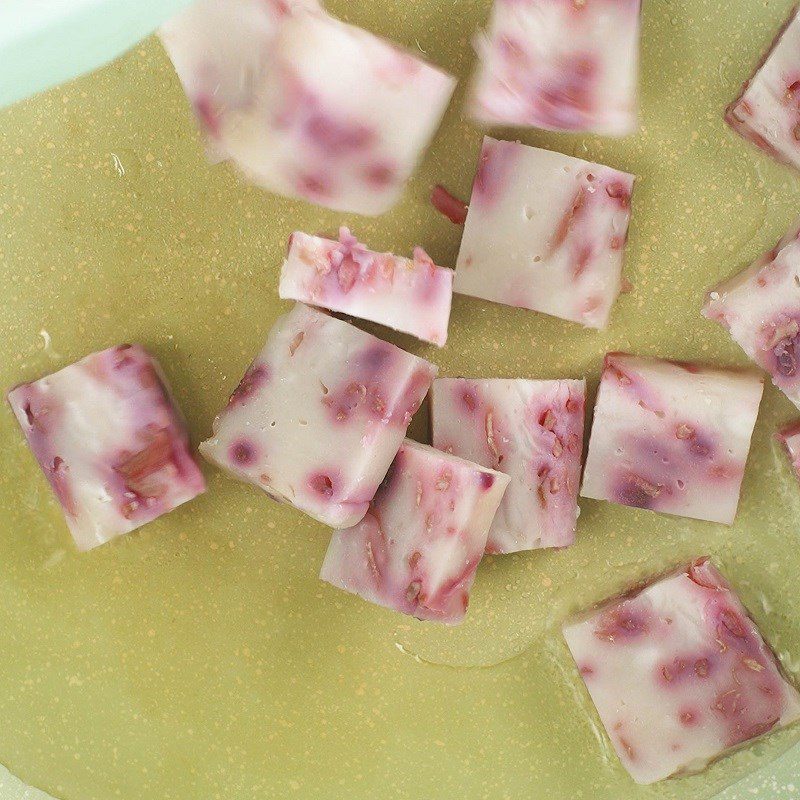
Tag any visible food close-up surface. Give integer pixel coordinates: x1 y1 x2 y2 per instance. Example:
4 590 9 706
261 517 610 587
4 0 800 799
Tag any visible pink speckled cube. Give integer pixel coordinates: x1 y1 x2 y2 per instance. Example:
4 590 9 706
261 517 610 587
7 345 206 551
279 228 454 346
777 420 800 483
703 217 800 409
581 353 764 525
470 0 641 136
160 0 456 215
320 440 509 624
454 137 634 329
563 558 800 784
726 7 800 171
431 378 585 553
200 304 437 528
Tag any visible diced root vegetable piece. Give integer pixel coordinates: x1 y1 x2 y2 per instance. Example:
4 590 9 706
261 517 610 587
320 440 510 624
160 0 456 216
279 228 454 347
200 304 437 528
431 377 585 553
581 353 763 525
703 217 800 409
7 345 206 551
469 0 641 136
776 420 800 482
454 137 634 329
563 558 800 784
725 7 800 171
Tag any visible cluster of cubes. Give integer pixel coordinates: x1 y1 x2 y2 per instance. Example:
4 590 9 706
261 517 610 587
11 318 798 782
11 0 800 788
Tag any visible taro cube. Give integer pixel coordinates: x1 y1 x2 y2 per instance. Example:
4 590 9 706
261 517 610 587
726 7 800 171
563 558 800 784
159 0 317 160
200 304 437 528
7 345 206 551
469 0 641 136
454 137 634 329
320 440 510 624
161 0 456 216
279 228 454 347
703 217 800 409
431 377 585 553
581 353 763 525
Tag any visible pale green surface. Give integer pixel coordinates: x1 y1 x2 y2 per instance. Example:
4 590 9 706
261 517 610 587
1 0 800 799
0 0 192 109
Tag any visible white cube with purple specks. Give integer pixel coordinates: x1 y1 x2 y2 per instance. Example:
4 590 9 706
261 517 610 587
454 137 634 329
564 559 800 784
320 439 509 624
200 304 437 528
431 377 585 553
161 0 456 215
469 0 641 136
8 345 206 551
279 228 453 346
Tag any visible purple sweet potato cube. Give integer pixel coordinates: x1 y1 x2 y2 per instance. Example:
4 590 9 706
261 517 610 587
160 0 456 215
726 6 800 171
279 228 453 346
200 304 437 528
563 559 800 784
320 440 510 624
7 345 206 551
454 137 634 329
703 217 800 409
469 0 641 136
581 353 763 525
431 377 585 553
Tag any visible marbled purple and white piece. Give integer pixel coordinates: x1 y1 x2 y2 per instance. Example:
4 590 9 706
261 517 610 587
160 0 456 215
454 137 634 329
279 228 453 346
7 345 206 551
703 217 800 409
581 353 763 525
726 6 800 171
564 558 800 784
320 439 510 624
200 304 437 528
431 377 585 553
470 0 641 136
